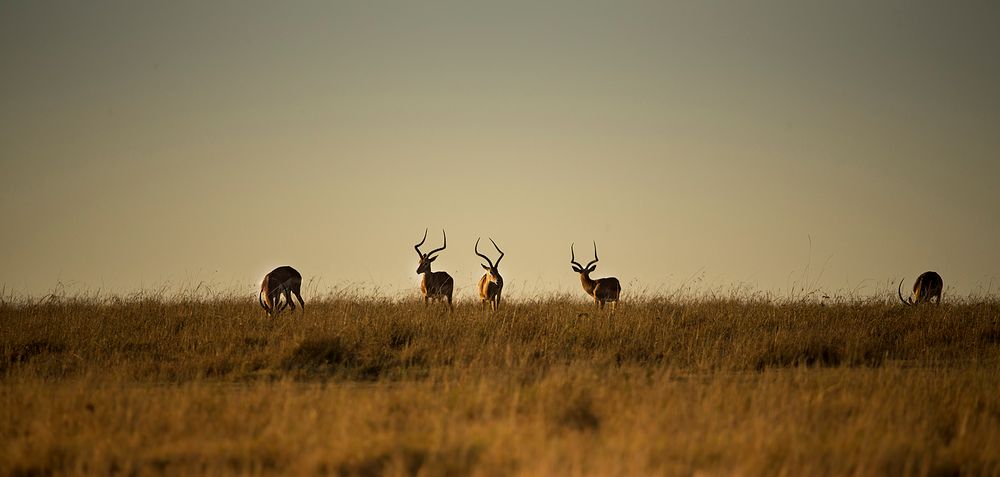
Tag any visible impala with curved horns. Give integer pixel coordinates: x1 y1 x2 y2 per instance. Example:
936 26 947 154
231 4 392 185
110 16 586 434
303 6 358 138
571 241 621 311
898 271 943 306
475 237 505 310
415 228 454 310
259 266 305 316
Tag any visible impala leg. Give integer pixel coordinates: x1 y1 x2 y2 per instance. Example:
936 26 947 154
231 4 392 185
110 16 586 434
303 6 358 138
447 294 453 312
262 291 274 316
274 291 287 314
293 286 305 313
285 289 296 311
286 282 306 314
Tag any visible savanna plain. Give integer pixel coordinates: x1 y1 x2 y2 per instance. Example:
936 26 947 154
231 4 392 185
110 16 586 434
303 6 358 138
2 291 1000 476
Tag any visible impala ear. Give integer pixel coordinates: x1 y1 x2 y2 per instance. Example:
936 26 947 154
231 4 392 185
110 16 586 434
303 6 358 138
587 264 597 272
428 256 437 262
572 265 582 273
482 264 489 270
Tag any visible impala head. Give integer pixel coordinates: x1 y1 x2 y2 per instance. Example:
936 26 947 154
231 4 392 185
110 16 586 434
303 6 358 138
415 228 447 274
570 241 600 275
475 237 504 282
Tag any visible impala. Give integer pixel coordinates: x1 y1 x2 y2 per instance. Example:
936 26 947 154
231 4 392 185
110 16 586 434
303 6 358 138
415 228 454 310
571 241 621 311
898 271 943 306
259 266 305 316
475 237 504 310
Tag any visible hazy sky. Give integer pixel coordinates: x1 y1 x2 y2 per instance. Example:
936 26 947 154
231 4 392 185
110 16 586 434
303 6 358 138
2 1 998 300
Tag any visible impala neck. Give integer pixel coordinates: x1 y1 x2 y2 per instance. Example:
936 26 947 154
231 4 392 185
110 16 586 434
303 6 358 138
579 272 597 296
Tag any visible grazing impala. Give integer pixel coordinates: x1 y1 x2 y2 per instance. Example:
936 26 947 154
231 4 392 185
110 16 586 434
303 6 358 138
898 271 943 306
475 237 505 310
571 241 621 311
415 228 454 310
259 266 305 316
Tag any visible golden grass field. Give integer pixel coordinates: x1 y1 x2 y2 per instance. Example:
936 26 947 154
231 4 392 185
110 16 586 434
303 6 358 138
2 292 1000 476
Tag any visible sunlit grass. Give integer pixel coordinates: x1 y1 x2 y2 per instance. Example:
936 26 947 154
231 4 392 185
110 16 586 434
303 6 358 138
2 294 999 475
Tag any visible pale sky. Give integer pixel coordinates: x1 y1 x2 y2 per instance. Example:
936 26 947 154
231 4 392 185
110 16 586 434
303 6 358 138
1 1 998 300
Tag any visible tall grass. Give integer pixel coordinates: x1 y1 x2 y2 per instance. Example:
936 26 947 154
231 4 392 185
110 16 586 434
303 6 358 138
2 294 999 475
3 295 998 381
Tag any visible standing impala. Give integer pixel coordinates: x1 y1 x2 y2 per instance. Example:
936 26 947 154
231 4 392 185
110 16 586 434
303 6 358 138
259 265 305 316
571 241 621 311
415 228 454 310
898 271 943 306
475 237 504 310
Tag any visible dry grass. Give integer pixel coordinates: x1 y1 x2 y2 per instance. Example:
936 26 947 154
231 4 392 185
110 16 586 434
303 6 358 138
2 294 999 475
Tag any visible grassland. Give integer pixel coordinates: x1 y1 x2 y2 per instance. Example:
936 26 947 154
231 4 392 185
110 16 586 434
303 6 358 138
2 293 1000 476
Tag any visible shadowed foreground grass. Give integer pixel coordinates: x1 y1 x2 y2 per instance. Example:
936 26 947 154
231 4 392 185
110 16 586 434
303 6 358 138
2 296 999 475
